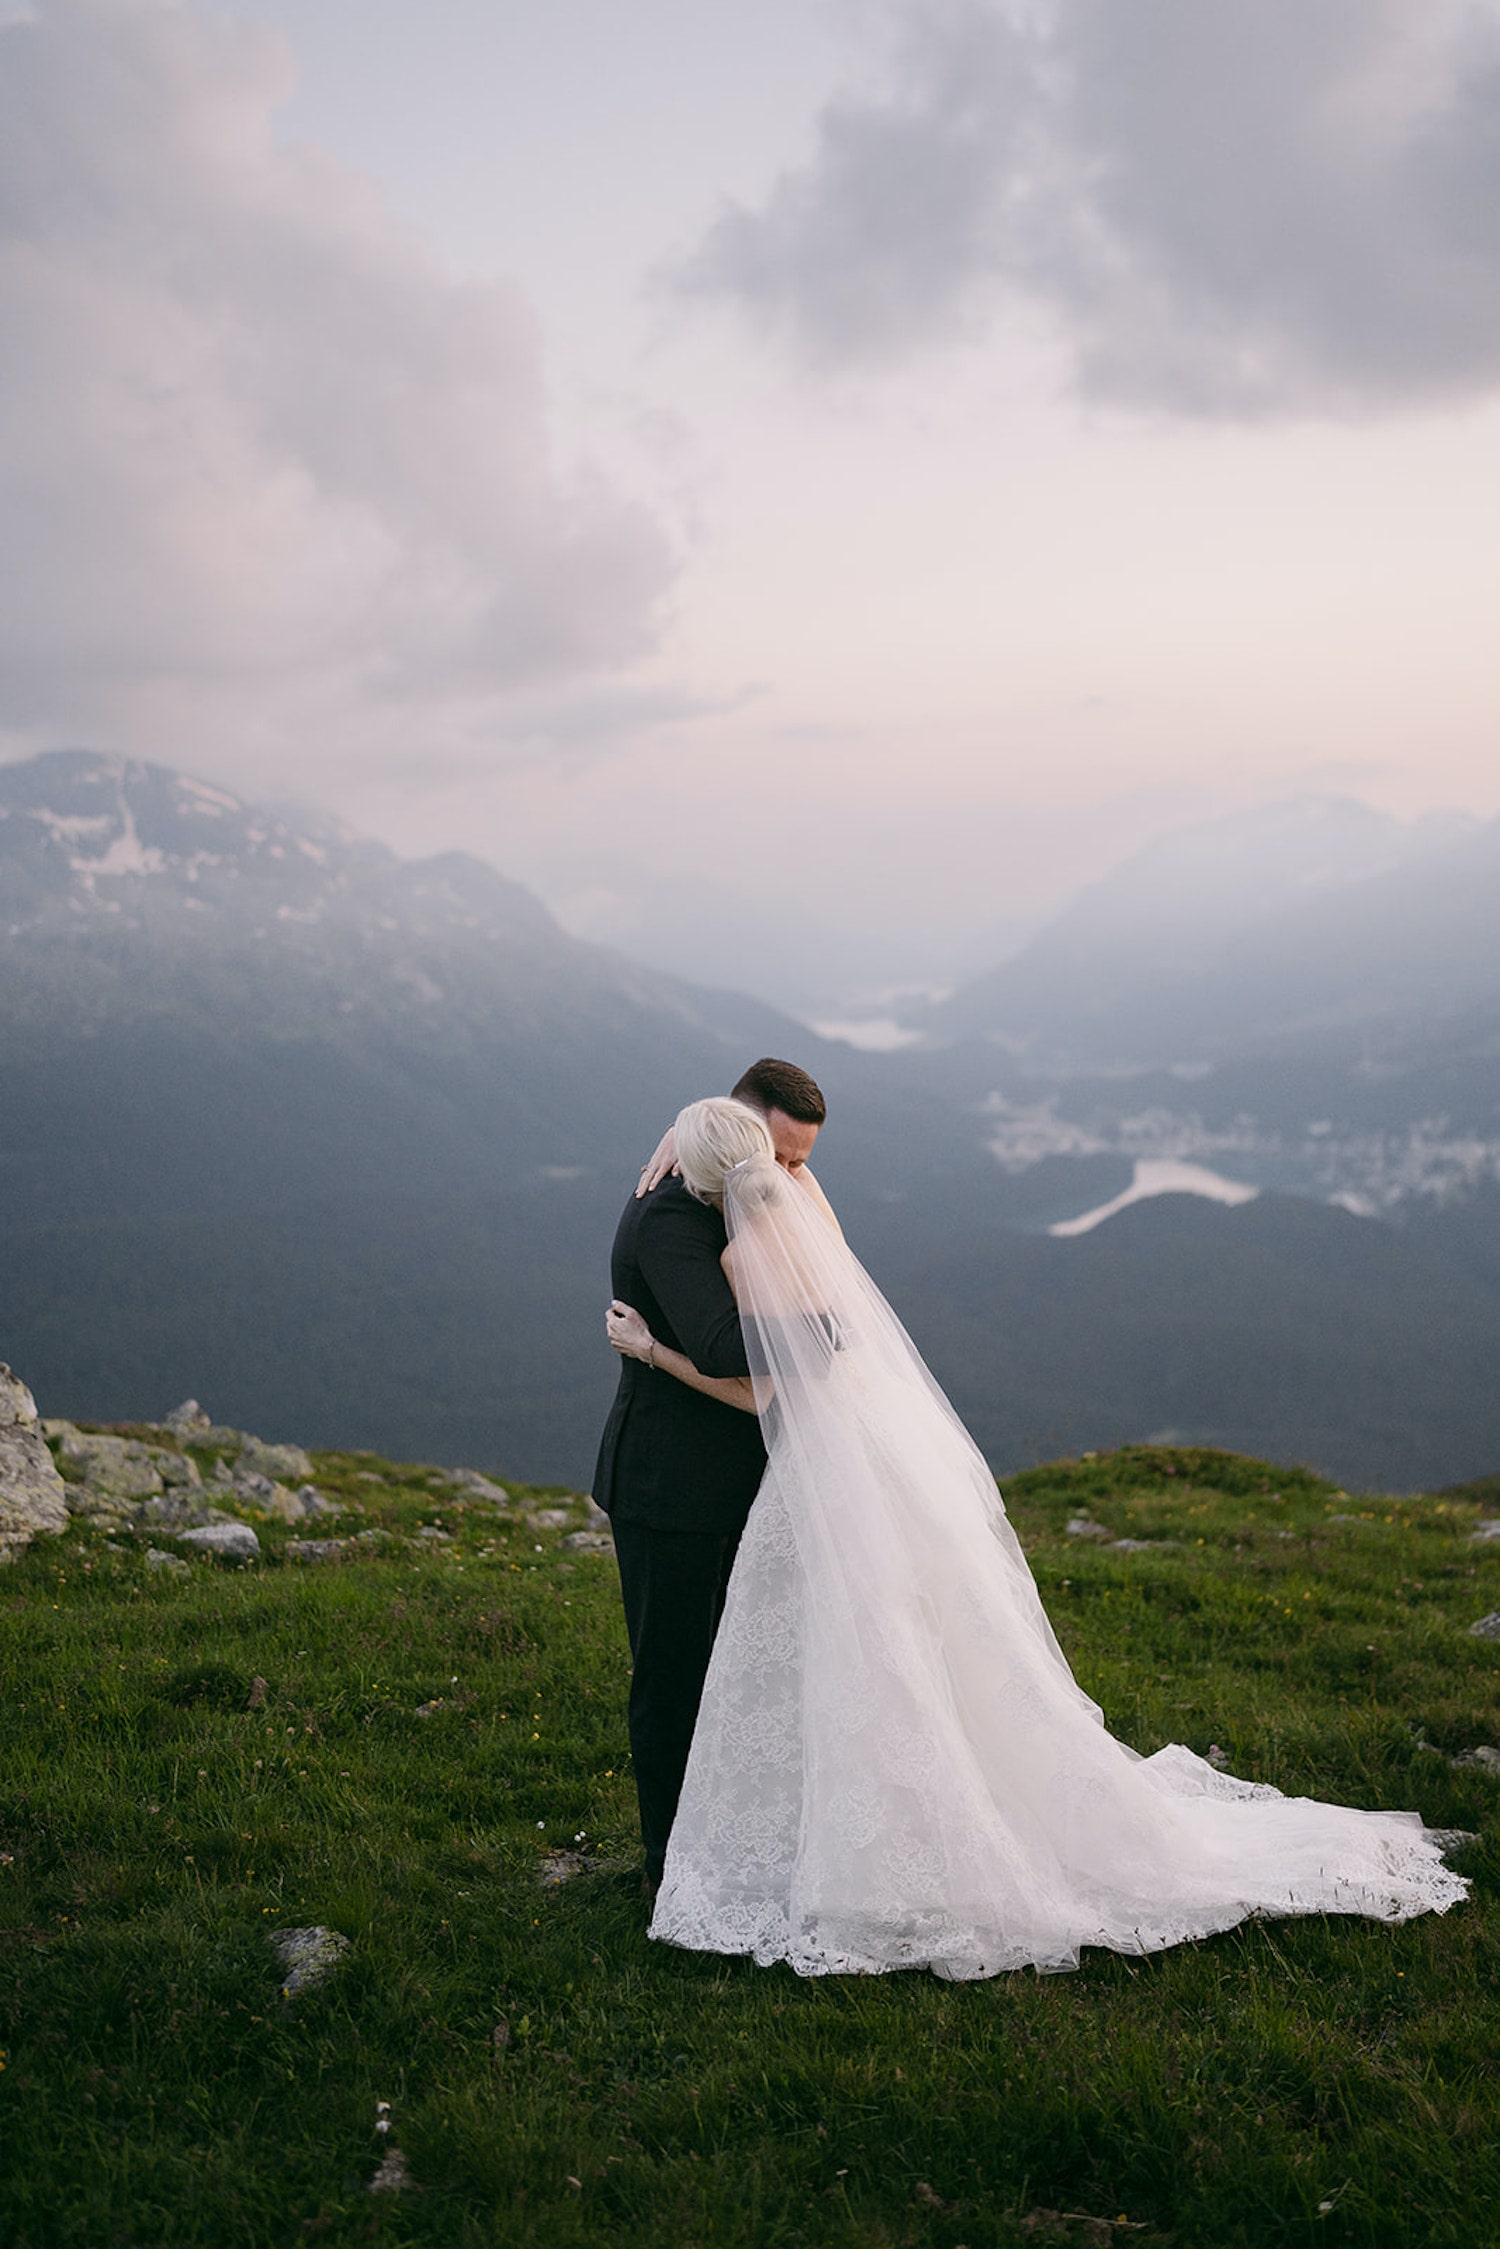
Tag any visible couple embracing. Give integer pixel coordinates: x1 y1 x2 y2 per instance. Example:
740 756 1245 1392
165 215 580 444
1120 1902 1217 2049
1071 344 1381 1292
593 1060 1465 1982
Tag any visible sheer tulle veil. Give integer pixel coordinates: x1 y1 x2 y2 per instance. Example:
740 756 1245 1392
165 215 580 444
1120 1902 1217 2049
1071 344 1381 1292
721 1150 1090 1719
649 1144 1468 1980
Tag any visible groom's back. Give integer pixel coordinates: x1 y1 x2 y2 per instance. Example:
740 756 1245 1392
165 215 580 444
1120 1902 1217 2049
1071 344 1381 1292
593 1177 766 1534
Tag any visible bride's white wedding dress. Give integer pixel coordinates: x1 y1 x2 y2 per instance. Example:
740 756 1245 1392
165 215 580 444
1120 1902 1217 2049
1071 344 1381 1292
649 1156 1467 1979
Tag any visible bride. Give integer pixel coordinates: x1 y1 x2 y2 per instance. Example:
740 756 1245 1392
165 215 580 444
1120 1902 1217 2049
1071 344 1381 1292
605 1097 1467 1980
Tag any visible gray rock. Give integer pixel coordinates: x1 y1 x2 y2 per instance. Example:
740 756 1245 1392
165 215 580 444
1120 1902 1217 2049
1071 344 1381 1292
1468 1521 1500 1543
445 1467 511 1502
164 1399 211 1437
232 1469 278 1501
538 1849 586 1887
1469 1614 1500 1640
254 1482 304 1520
0 1365 40 1423
135 1492 228 1531
1453 1745 1500 1775
559 1529 615 1555
525 1506 574 1531
156 1451 202 1490
269 1923 349 1997
285 1538 350 1564
174 1522 260 1563
237 1438 314 1484
414 1524 453 1541
51 1428 199 1501
260 1483 341 1524
0 1365 69 1561
1109 1537 1180 1552
583 1498 610 1530
77 1439 163 1499
145 1547 189 1574
197 1426 248 1452
64 1485 136 1523
1065 1516 1111 1539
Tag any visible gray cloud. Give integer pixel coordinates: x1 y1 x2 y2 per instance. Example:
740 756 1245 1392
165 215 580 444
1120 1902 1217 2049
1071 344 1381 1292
0 0 672 765
677 0 1500 414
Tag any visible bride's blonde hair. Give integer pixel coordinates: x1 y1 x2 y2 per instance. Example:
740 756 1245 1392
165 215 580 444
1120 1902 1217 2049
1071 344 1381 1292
675 1097 775 1203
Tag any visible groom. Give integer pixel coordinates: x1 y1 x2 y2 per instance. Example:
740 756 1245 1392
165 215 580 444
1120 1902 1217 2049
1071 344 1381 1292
593 1057 826 1894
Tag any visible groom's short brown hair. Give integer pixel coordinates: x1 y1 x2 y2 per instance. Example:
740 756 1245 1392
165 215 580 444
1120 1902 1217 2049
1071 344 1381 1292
731 1057 827 1126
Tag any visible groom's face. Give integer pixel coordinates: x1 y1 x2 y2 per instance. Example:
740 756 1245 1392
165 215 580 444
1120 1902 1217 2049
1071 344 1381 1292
765 1107 819 1174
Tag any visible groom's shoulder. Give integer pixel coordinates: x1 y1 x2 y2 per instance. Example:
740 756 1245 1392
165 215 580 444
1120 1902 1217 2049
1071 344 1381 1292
615 1171 685 1236
640 1175 710 1228
622 1175 722 1247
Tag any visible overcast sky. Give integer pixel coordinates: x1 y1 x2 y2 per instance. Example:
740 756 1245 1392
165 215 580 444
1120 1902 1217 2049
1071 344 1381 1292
4 0 1500 1008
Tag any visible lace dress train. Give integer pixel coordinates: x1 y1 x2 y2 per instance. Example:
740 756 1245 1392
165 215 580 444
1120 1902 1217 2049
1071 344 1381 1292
649 1161 1467 1979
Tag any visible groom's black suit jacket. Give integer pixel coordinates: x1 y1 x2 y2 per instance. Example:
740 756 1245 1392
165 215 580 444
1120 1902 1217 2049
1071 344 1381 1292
593 1176 766 1534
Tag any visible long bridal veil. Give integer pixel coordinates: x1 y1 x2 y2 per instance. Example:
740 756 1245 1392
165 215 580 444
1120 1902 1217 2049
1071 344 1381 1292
649 1153 1467 1979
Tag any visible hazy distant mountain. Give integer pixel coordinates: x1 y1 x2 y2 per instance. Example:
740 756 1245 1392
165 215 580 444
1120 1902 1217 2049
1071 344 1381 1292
4 753 1498 1491
925 797 1497 1066
0 752 968 1475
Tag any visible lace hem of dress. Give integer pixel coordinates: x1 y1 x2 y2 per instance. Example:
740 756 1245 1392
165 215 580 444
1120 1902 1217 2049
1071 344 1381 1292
650 1828 1470 1982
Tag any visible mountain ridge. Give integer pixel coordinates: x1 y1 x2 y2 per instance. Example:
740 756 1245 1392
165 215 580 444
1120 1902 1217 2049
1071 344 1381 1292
922 794 1500 1067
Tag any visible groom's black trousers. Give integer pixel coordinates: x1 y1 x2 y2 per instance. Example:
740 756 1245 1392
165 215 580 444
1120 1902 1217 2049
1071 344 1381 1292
611 1518 745 1885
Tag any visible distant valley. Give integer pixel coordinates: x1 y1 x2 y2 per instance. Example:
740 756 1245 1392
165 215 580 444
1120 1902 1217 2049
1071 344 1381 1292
3 754 1499 1492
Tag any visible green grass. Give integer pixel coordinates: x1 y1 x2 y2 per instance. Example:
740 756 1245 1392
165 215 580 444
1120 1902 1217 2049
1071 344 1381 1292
2 1441 1498 2248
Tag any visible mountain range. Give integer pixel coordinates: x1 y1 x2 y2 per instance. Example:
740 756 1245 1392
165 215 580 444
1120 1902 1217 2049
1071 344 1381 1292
917 794 1500 1070
3 753 1498 1491
0 752 964 1478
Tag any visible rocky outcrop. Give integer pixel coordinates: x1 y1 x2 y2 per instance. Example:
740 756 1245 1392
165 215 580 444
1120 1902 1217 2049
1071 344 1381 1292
36 1398 334 1538
10 1379 546 1568
0 1365 69 1560
49 1424 202 1498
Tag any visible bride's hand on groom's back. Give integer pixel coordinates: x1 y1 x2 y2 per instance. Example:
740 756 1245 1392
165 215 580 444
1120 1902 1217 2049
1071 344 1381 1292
635 1126 679 1197
607 1301 655 1361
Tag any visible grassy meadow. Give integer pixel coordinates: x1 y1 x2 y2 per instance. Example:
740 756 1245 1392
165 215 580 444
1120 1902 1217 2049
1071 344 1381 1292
2 1439 1498 2248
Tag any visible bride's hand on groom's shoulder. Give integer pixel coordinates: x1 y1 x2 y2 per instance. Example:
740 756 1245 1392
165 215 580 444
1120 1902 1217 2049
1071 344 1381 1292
635 1126 679 1197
